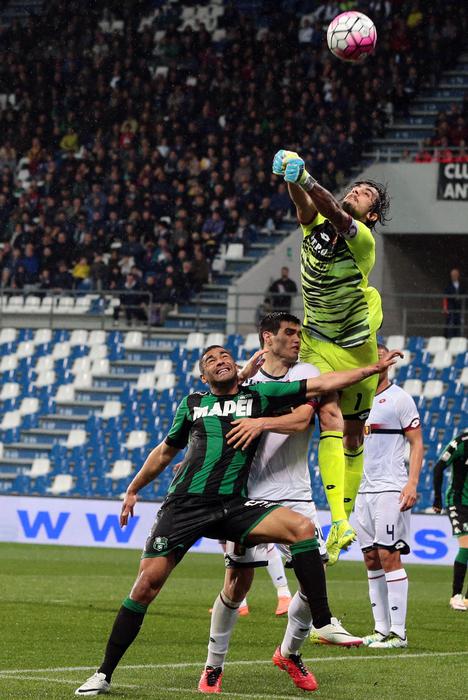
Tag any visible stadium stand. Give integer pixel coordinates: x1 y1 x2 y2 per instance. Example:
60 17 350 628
0 1 466 510
0 1 467 330
0 328 465 510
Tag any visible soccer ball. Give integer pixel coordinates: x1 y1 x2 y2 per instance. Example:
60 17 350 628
326 11 377 63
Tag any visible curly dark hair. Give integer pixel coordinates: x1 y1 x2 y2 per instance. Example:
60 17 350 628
352 180 391 229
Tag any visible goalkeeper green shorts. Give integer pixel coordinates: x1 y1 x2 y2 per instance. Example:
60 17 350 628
300 332 378 420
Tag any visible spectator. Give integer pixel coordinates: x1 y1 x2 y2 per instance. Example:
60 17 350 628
90 253 108 291
53 261 74 291
414 139 433 162
191 248 210 291
443 267 465 338
153 275 179 326
115 273 145 325
38 268 53 296
267 267 298 312
72 256 91 290
19 243 40 286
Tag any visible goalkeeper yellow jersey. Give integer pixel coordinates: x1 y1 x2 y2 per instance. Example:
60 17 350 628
300 213 382 348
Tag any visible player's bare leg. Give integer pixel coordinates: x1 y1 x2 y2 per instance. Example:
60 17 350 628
76 555 177 696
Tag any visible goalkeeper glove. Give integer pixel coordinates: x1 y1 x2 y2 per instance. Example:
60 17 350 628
284 157 317 191
272 149 299 175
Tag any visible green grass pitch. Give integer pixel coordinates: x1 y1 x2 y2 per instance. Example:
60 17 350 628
1 543 467 699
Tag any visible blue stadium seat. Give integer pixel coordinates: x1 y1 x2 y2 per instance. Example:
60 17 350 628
454 352 468 369
407 337 425 353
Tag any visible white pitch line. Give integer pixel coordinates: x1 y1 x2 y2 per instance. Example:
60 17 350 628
0 676 138 690
161 687 299 699
0 650 467 677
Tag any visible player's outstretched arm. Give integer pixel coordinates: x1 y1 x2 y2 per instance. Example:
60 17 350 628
226 404 314 450
120 441 179 526
272 149 317 223
287 182 318 225
281 153 350 232
304 350 403 399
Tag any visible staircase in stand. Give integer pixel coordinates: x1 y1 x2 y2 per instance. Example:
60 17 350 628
364 52 468 161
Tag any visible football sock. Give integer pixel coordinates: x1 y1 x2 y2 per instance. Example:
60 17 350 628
290 538 331 629
343 445 364 518
280 591 311 657
385 569 408 639
452 548 468 595
99 598 148 682
266 545 290 595
206 592 240 669
367 569 390 635
318 430 347 522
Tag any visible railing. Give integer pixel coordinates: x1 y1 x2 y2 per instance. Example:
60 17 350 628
226 291 468 338
0 288 466 339
363 145 468 164
0 288 158 333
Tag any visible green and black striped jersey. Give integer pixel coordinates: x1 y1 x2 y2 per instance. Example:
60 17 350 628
165 380 307 498
300 214 382 348
434 432 468 507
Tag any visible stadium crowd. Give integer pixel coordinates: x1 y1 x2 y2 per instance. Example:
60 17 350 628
415 94 468 163
0 0 466 322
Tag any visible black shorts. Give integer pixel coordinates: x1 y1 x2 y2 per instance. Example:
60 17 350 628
448 503 468 537
143 495 280 564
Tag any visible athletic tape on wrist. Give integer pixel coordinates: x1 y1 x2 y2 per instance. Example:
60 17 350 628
301 173 317 192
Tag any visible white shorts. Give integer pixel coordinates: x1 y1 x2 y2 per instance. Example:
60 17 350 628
225 501 328 567
355 491 411 554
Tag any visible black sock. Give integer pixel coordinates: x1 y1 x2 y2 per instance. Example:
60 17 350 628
290 539 331 629
452 560 467 596
99 602 147 682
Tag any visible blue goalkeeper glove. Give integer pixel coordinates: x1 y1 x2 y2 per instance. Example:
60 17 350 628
272 149 299 175
284 156 308 184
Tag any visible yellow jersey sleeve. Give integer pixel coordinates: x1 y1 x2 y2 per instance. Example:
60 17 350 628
300 213 323 238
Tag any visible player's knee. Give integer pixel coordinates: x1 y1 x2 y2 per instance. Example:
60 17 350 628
363 549 381 570
290 517 315 543
377 548 401 572
131 570 165 604
224 568 253 602
343 431 364 451
318 401 343 432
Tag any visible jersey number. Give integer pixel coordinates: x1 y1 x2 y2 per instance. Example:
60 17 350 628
386 524 395 539
354 392 363 411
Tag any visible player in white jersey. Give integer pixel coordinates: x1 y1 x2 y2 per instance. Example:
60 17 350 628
199 313 362 695
355 343 423 649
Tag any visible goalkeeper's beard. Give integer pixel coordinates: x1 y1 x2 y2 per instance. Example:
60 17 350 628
341 200 359 218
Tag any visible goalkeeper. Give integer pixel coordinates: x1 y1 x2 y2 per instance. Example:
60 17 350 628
273 150 390 564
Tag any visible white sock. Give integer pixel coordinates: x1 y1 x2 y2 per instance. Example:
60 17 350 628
206 592 240 668
239 597 248 608
385 568 408 639
280 591 312 657
267 545 291 596
367 568 390 636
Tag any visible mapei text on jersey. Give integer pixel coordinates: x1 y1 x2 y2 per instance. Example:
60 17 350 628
193 397 254 419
